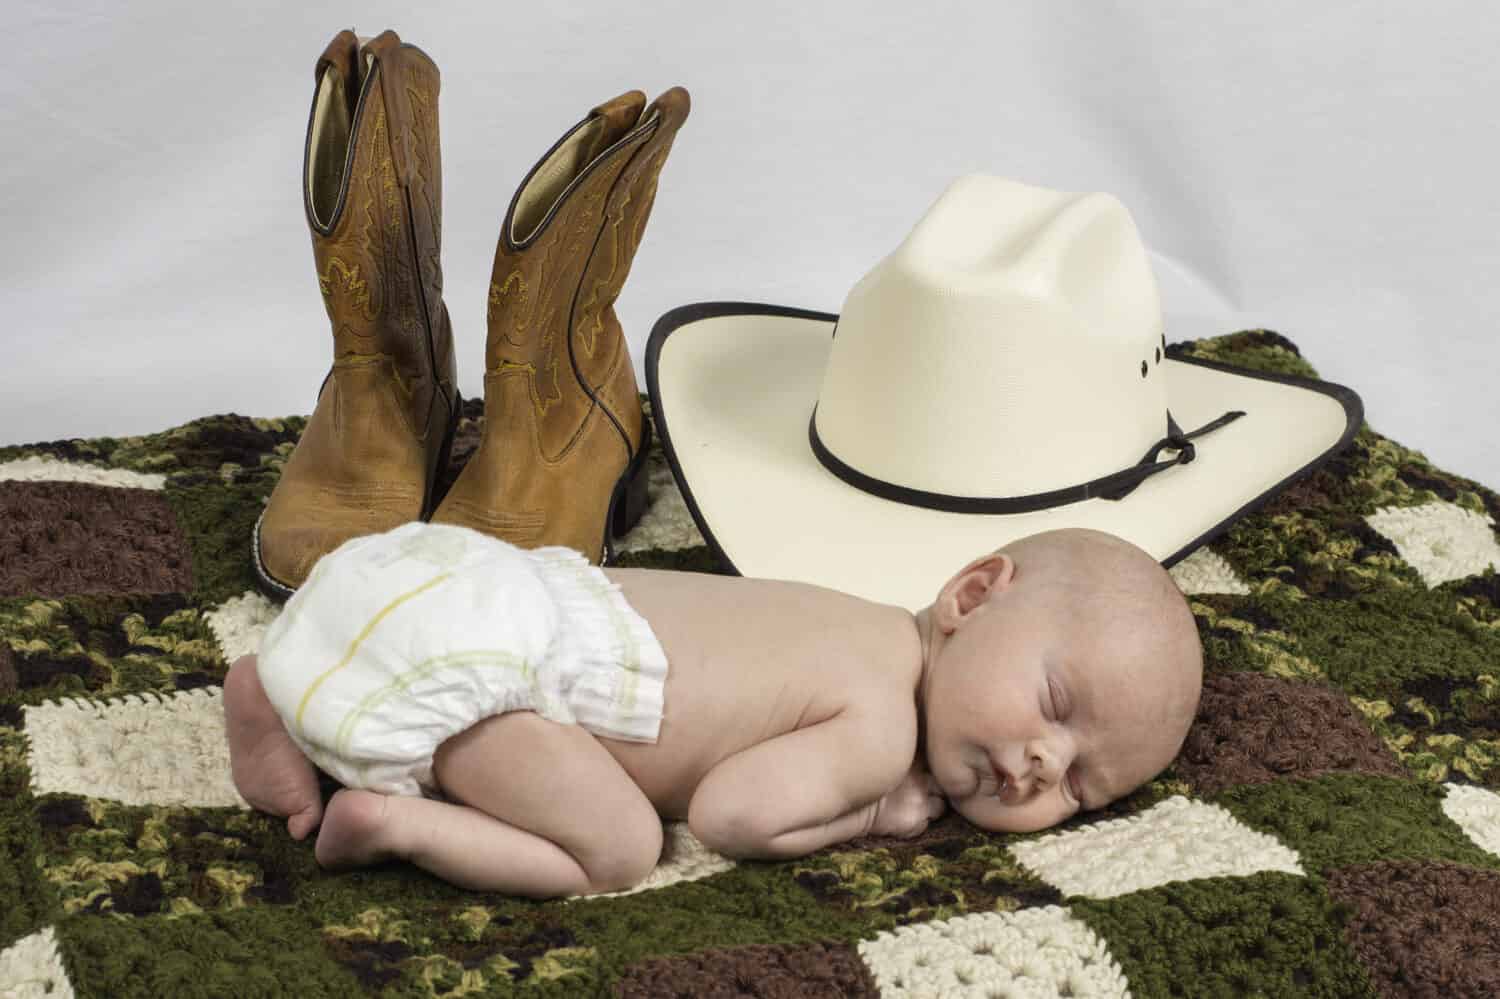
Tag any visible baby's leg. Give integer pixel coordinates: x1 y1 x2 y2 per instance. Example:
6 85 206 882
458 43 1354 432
315 711 664 897
222 654 324 840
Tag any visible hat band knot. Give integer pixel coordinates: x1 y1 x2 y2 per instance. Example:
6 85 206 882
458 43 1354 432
808 408 1246 515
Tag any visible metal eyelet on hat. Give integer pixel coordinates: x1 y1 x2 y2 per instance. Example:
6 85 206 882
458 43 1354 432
1140 360 1148 378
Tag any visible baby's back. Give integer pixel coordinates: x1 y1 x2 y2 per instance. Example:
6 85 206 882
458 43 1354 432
598 568 920 819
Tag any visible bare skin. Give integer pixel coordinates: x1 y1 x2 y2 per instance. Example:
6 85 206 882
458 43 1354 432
224 527 1202 897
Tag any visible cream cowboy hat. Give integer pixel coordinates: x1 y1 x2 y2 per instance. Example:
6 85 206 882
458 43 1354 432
645 175 1362 611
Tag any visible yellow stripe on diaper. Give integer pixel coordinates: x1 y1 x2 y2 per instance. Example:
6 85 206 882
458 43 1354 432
581 571 641 715
333 650 534 756
294 572 452 732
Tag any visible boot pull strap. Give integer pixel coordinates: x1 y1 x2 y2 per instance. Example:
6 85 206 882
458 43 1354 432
361 30 417 188
590 91 648 136
616 87 689 199
615 87 690 199
314 29 360 114
314 29 357 81
640 87 691 142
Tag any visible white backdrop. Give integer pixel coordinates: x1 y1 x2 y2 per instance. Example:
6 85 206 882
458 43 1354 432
3 1 1497 488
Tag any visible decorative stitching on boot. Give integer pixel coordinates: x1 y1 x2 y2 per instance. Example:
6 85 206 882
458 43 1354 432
486 359 564 420
318 258 380 320
329 352 415 405
491 229 565 350
433 499 546 540
575 184 637 359
488 271 529 338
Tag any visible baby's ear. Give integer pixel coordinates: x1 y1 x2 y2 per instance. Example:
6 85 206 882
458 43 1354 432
937 552 1016 631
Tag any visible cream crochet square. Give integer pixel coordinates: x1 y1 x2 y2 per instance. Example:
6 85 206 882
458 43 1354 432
24 689 245 808
1168 547 1251 595
1441 783 1500 859
203 589 281 664
1366 500 1500 587
858 906 1129 998
0 927 76 999
1009 795 1304 899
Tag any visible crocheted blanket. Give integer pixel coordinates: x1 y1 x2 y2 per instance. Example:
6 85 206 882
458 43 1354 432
2 331 1498 998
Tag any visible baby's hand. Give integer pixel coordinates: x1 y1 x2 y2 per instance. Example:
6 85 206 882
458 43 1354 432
869 762 946 839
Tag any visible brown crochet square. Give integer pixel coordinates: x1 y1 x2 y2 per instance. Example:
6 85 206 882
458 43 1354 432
0 481 194 597
1327 860 1500 998
1175 671 1406 795
616 940 879 999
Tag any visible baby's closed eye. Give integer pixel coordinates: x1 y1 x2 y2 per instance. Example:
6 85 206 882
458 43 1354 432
1047 678 1069 720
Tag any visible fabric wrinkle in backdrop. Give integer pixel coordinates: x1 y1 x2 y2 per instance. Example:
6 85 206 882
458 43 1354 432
0 1 1496 488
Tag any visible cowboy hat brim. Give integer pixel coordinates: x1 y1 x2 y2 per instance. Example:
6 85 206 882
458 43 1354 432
646 301 1363 611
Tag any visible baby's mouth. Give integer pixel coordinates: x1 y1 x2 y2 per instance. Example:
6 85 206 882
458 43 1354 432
989 759 1013 800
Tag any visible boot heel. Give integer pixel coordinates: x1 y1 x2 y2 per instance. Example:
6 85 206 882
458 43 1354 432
422 390 462 521
609 417 653 541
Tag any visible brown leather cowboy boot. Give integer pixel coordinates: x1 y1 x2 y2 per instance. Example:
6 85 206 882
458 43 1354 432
430 88 689 564
253 29 460 600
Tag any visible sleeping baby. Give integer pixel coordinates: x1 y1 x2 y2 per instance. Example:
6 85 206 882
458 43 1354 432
224 522 1202 897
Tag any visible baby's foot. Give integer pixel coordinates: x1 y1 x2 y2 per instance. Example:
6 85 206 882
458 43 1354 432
222 655 323 840
315 789 397 870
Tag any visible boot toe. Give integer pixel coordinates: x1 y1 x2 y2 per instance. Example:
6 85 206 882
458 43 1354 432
255 517 387 595
429 496 546 547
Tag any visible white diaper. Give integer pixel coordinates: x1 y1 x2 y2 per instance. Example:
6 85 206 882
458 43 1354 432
255 521 669 798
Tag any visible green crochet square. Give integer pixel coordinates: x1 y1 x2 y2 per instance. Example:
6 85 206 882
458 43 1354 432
33 797 318 920
55 905 361 999
0 788 56 951
1249 579 1500 699
165 482 272 608
1072 871 1375 998
0 595 225 704
1213 774 1500 875
282 854 880 994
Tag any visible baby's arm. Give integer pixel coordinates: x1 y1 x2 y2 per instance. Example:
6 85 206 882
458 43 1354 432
687 706 928 860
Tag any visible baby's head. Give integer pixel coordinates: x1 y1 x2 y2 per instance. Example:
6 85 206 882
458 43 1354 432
915 527 1202 834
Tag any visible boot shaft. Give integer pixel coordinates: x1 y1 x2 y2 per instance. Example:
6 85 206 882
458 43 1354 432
255 29 462 597
485 88 690 460
303 30 456 436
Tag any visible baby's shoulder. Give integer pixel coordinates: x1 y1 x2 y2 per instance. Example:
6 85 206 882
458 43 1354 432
817 643 919 756
843 673 918 733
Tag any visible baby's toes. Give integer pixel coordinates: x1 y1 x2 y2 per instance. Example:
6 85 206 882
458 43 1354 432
287 800 324 841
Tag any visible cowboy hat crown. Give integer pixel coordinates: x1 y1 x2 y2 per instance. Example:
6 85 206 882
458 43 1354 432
816 175 1171 500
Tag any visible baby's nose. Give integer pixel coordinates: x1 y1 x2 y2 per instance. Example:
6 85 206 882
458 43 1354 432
1028 746 1068 785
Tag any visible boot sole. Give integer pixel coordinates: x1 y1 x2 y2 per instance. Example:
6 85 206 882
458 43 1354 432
250 511 299 604
250 390 463 604
600 414 653 567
